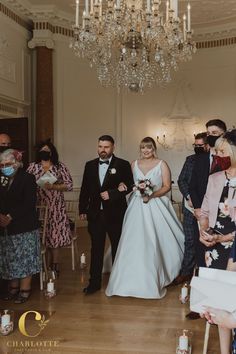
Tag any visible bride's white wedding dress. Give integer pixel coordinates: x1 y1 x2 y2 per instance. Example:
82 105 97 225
105 160 185 299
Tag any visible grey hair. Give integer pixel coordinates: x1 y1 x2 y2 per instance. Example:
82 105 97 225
0 149 23 168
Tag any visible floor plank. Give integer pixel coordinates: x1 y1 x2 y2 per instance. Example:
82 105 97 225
0 228 219 354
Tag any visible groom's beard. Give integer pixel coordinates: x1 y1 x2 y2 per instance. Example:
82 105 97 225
99 152 112 160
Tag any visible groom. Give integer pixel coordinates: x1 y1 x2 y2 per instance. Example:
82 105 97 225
79 135 134 294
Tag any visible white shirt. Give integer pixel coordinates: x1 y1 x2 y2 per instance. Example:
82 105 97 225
99 156 112 185
99 156 112 209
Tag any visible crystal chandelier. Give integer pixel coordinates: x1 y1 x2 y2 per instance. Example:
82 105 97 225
70 0 196 92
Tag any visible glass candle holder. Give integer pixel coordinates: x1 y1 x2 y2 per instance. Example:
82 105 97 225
44 279 56 299
80 253 87 269
176 329 193 354
0 310 14 336
179 283 189 304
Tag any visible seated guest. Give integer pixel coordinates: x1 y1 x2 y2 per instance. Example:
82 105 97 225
0 149 40 303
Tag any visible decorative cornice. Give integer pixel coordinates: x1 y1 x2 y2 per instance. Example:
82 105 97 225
0 2 32 30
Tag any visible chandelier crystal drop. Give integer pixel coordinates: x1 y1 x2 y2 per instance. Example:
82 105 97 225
70 0 196 92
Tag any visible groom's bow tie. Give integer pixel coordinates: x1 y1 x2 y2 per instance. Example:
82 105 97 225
99 160 109 165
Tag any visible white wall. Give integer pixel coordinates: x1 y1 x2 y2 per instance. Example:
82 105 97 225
53 35 236 195
0 13 31 118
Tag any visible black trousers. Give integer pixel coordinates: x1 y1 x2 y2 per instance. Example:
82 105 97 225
87 211 122 287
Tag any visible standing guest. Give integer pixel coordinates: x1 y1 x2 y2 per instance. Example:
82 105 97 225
199 130 236 354
106 137 185 299
173 132 208 285
0 132 11 297
199 130 236 269
0 133 11 152
0 149 40 303
79 135 134 295
27 139 73 275
187 119 227 320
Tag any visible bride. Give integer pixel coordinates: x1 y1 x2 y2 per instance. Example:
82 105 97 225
105 137 185 299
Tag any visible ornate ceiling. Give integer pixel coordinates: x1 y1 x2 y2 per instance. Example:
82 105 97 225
3 0 236 39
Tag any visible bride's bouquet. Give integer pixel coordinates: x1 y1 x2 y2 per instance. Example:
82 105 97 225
133 179 154 203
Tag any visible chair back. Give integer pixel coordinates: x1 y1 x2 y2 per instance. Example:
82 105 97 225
65 200 78 237
36 205 48 246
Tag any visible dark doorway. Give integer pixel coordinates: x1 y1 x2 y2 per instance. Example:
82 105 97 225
0 117 29 167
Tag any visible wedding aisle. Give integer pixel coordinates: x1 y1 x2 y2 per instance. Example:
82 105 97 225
0 227 219 354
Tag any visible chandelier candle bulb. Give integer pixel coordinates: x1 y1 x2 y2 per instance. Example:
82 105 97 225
166 1 169 21
90 0 93 14
1 310 10 329
187 3 191 31
116 0 120 9
173 0 178 19
183 14 187 40
85 0 89 16
75 0 79 26
147 0 151 13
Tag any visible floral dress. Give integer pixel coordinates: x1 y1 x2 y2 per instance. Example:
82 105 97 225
205 178 235 269
27 162 73 248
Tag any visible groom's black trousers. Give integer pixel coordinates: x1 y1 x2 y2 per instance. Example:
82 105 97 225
87 210 122 287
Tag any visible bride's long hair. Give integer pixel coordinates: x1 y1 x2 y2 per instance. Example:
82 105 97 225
140 137 157 158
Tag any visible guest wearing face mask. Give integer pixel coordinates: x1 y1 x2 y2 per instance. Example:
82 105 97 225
200 130 236 270
200 129 236 354
0 133 11 153
0 133 11 296
187 119 227 320
0 149 40 303
27 139 73 275
172 132 208 285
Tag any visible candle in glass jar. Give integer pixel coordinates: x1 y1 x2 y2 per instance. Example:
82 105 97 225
47 279 54 293
1 310 10 328
181 284 188 300
179 331 188 350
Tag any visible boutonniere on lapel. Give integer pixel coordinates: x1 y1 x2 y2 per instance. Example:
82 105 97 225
109 168 116 175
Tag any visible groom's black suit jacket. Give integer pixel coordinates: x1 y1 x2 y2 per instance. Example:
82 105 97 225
79 155 134 224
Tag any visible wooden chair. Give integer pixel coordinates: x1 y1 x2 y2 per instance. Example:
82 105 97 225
65 200 79 270
36 205 49 290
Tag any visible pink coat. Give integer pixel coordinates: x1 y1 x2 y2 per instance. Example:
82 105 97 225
201 171 236 228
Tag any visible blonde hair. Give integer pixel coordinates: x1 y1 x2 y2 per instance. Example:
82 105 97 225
215 136 236 166
140 137 157 155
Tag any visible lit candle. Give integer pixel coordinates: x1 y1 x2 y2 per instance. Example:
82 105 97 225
85 0 89 16
147 0 151 13
1 310 10 328
99 0 102 18
75 0 79 27
82 10 86 28
179 331 188 351
117 0 120 9
181 284 188 301
90 0 93 14
81 253 86 265
47 279 54 293
166 1 169 21
187 3 191 31
183 14 186 41
172 0 178 19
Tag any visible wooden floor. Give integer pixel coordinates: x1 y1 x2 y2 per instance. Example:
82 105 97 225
0 228 220 354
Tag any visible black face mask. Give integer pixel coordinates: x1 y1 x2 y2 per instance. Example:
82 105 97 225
194 147 206 155
206 135 220 148
0 146 10 153
38 150 51 161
